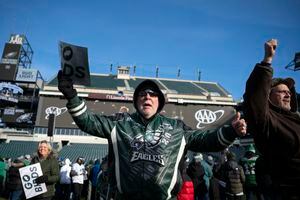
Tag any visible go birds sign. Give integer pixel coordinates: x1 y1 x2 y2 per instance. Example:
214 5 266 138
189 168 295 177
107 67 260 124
19 163 47 199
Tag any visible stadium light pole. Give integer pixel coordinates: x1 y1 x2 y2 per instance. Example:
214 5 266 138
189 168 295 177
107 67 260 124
197 68 201 81
177 68 181 78
285 52 300 71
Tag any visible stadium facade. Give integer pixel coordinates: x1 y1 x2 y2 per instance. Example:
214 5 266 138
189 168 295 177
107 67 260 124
0 34 250 161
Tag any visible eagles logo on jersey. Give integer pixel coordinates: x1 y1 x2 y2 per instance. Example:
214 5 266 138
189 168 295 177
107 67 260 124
131 123 173 151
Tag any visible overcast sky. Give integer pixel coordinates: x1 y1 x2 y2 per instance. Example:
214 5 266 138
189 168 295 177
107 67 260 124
0 0 299 100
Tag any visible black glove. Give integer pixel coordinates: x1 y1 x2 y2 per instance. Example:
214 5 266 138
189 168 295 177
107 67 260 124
57 70 77 99
34 175 48 184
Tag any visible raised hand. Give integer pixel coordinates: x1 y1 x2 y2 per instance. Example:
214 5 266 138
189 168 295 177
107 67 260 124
57 70 77 99
231 112 247 137
263 39 278 64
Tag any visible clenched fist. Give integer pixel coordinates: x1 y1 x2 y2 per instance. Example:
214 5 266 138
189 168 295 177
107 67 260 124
263 39 278 64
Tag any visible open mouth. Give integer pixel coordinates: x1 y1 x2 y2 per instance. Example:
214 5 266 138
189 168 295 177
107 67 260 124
143 103 152 108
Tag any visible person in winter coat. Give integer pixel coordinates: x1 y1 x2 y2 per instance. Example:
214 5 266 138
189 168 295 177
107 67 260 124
0 157 8 197
243 39 300 199
96 155 116 200
177 157 194 200
187 153 212 200
31 140 60 200
239 144 258 200
57 71 247 200
6 159 25 200
222 152 245 200
90 159 101 200
60 158 72 200
200 155 213 200
213 150 229 200
71 157 86 200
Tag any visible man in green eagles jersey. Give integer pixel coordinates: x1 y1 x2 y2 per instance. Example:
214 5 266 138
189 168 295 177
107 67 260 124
57 72 247 200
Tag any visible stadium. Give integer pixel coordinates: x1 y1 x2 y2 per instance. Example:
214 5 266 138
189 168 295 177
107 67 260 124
0 34 273 163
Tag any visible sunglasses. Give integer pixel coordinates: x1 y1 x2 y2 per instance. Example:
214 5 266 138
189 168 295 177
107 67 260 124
138 89 159 97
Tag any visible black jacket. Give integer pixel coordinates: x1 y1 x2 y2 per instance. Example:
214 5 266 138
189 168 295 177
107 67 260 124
187 160 207 195
6 164 23 191
243 63 300 186
222 160 245 195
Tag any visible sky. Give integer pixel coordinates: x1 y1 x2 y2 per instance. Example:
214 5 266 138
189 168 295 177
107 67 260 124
0 0 299 101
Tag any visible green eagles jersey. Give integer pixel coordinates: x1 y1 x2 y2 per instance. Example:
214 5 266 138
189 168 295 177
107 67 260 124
67 96 238 200
240 156 258 187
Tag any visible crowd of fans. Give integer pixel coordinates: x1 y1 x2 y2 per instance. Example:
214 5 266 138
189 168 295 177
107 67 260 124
0 39 298 200
177 144 270 200
0 150 107 200
0 143 268 200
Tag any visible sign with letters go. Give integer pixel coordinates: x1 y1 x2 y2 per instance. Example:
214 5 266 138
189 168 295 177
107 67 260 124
59 41 91 86
19 163 47 199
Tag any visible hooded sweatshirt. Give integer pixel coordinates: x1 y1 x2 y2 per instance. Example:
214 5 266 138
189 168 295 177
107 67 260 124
60 158 72 184
243 63 300 187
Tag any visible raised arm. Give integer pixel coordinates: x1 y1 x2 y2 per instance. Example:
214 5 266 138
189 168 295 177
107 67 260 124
57 70 114 138
243 39 277 127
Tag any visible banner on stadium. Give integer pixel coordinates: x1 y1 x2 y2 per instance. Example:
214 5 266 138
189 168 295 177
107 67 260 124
19 163 47 199
0 82 23 103
59 41 91 86
16 68 38 82
35 96 235 130
1 43 22 65
0 63 18 81
88 93 133 101
2 107 33 124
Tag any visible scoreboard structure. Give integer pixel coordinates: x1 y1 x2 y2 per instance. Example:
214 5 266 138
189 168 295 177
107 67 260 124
0 34 43 129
